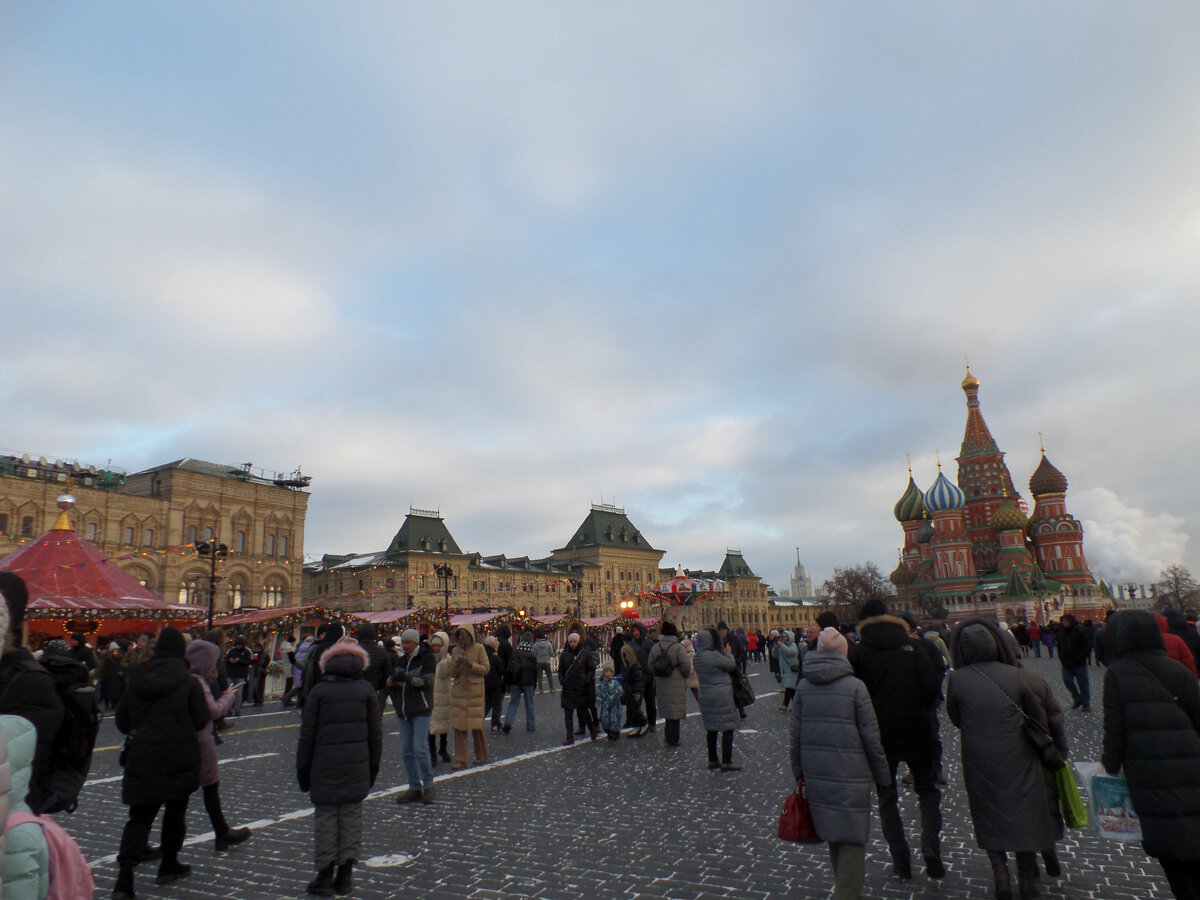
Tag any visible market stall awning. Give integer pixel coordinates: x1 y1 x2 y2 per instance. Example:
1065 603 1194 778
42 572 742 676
532 614 567 626
216 605 313 627
354 608 421 625
449 612 504 626
0 508 204 634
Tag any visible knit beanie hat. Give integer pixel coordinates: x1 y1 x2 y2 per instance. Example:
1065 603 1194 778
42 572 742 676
154 626 187 659
815 611 840 630
400 628 421 645
817 627 848 656
483 635 499 651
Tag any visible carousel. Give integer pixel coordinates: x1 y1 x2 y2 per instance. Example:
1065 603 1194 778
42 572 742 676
0 495 205 642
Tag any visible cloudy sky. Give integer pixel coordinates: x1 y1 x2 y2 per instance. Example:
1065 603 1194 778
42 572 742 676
3 3 1198 595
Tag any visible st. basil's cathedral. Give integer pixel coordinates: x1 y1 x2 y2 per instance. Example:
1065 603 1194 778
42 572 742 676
891 368 1110 626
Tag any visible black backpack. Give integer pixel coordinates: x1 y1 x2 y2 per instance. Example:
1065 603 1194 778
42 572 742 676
652 645 674 678
29 655 101 814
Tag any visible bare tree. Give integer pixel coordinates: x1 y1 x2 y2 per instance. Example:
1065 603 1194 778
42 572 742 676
1155 565 1200 616
821 563 896 622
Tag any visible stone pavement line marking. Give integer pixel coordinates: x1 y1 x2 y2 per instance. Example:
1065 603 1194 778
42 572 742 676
87 735 584 869
84 753 280 786
93 720 299 752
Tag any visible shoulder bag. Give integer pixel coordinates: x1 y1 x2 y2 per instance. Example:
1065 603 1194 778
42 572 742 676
969 664 1064 770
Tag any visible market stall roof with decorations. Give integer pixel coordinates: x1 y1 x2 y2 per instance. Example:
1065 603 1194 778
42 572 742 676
0 495 205 635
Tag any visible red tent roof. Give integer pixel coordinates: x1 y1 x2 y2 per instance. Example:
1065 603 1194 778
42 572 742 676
0 521 204 619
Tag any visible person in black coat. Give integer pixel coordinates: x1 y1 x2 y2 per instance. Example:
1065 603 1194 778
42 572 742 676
299 623 345 709
849 598 945 881
387 629 437 803
112 626 209 899
1102 609 1200 899
297 636 382 896
627 622 657 731
353 623 390 707
1057 614 1092 710
0 573 66 811
558 631 598 744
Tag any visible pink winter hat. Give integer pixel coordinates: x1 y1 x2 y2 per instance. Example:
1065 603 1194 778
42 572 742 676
817 627 848 656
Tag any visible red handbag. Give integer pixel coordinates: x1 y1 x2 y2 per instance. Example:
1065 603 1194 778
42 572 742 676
777 777 821 843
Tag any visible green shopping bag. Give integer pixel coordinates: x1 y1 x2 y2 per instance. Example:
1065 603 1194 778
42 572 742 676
1055 764 1088 828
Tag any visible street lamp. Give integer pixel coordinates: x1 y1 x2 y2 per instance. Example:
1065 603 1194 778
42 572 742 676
434 564 454 623
568 577 583 622
196 539 229 630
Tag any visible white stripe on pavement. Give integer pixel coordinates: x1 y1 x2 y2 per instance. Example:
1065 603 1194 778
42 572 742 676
84 753 279 787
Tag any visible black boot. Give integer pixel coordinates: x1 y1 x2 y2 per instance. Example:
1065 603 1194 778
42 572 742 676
112 866 136 900
988 850 1013 900
215 827 251 851
334 860 355 895
307 864 336 896
1042 849 1061 878
155 859 192 885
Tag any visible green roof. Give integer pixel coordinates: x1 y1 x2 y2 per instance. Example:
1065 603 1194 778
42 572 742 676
385 512 463 557
555 505 658 553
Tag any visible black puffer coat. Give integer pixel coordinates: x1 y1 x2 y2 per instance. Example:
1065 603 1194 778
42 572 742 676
116 656 208 806
558 643 597 711
1102 609 1200 861
297 640 382 806
389 644 436 720
849 615 942 761
0 650 64 809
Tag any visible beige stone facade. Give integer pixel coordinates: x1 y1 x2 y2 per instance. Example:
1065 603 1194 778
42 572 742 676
0 455 308 615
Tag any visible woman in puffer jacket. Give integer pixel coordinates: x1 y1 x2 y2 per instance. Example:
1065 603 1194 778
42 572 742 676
2 714 50 900
185 638 251 852
448 624 490 769
296 636 382 896
426 632 452 767
790 627 890 900
693 628 740 772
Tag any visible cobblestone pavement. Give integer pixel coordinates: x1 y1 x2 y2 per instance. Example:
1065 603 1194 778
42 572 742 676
67 654 1172 899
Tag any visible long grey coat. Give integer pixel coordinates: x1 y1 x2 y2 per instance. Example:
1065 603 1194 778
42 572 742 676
775 634 801 690
693 630 738 732
648 636 693 720
789 650 890 843
947 619 1064 852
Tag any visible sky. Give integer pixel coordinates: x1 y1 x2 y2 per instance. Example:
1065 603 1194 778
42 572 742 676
2 3 1198 596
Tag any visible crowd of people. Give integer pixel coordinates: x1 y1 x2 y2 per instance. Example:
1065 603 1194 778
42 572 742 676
1 566 1199 899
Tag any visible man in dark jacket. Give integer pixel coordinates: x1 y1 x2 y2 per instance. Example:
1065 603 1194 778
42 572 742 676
0 571 65 811
224 635 252 717
113 626 209 899
1058 613 1092 710
849 598 945 881
353 623 391 706
387 628 436 804
626 622 657 731
1102 609 1200 898
502 635 539 734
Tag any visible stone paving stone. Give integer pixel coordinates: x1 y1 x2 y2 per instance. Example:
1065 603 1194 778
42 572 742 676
59 656 1179 898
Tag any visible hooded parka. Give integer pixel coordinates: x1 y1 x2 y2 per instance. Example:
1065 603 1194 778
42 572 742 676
789 649 890 843
184 639 236 787
693 630 738 732
1102 609 1200 861
648 634 692 720
775 632 801 690
428 633 454 736
116 652 209 807
946 618 1064 853
448 624 489 732
296 639 382 806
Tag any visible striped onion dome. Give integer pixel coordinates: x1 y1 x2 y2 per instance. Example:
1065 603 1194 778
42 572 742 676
894 476 926 523
991 495 1029 531
924 470 965 512
1030 453 1068 496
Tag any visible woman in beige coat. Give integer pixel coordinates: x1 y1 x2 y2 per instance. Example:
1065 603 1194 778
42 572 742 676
449 624 490 769
427 632 452 766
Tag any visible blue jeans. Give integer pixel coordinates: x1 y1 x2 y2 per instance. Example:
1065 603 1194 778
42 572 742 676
397 715 433 790
1062 665 1090 707
503 685 536 731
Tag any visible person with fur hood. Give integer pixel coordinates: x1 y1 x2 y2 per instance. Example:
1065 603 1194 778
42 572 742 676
790 626 891 900
947 617 1067 900
558 630 599 744
184 639 251 852
296 636 382 897
449 624 490 769
849 598 946 881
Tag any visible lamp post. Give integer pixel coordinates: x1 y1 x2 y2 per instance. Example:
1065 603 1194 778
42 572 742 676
569 577 583 622
196 539 229 630
434 564 454 624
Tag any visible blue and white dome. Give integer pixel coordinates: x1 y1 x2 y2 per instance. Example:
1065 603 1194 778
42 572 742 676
924 470 965 512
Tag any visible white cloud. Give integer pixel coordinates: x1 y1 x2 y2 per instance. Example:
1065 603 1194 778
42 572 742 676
1075 487 1190 587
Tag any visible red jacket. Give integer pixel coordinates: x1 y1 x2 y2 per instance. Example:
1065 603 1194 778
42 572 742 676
1155 614 1198 677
